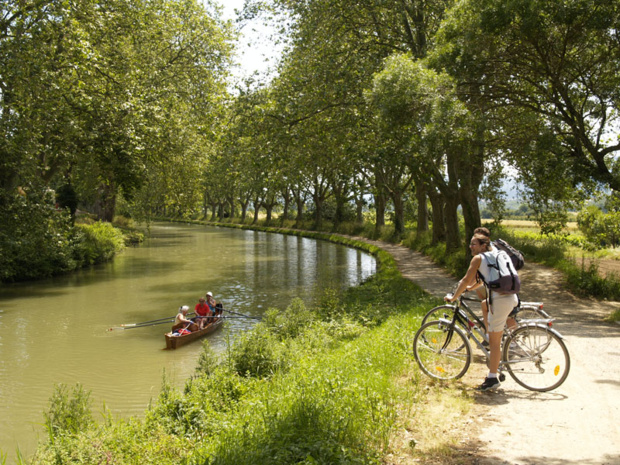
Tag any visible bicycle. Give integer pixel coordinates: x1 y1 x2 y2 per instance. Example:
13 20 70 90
413 293 571 392
421 292 551 333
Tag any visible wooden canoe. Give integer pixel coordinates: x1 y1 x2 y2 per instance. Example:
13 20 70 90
165 316 223 350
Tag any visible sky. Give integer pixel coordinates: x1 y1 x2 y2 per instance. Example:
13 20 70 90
218 0 284 81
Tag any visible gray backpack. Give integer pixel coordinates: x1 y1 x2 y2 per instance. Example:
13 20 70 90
480 249 521 295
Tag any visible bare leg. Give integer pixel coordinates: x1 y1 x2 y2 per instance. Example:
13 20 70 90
481 300 489 333
488 331 502 374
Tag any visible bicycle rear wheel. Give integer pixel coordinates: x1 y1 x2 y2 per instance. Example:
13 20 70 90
414 320 471 380
502 324 570 392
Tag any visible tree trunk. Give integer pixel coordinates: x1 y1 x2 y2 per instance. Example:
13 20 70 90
444 194 460 252
460 186 481 242
252 196 262 224
390 189 406 237
294 190 305 227
374 191 386 230
202 190 208 220
313 193 324 229
355 193 364 223
239 199 249 221
415 180 429 238
227 196 236 218
94 182 116 222
428 188 445 244
281 187 291 224
458 122 485 241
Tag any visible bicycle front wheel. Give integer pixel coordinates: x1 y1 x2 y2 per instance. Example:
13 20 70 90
421 305 459 327
502 324 570 392
414 320 471 380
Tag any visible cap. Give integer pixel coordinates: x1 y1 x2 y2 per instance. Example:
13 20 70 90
180 305 190 312
206 292 213 297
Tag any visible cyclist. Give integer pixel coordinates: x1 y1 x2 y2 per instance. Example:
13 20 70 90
467 227 518 333
445 233 518 391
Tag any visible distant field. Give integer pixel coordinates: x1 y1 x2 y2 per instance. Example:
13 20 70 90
482 219 579 232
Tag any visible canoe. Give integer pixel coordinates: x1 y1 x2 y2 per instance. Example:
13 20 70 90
164 316 223 350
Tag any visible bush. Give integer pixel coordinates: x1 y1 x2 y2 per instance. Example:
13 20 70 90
0 190 130 282
230 322 289 378
43 384 94 442
262 298 316 340
73 221 125 265
577 205 620 249
0 191 77 282
560 259 620 301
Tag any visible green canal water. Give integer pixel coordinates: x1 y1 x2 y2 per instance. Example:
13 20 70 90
0 223 376 460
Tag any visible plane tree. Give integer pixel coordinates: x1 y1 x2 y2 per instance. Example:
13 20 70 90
431 0 620 199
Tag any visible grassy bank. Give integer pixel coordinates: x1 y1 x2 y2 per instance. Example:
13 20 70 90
25 230 475 465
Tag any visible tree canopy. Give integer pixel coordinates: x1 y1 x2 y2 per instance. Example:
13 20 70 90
3 0 620 280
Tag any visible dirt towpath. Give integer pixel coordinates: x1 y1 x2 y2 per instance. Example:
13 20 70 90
357 238 620 465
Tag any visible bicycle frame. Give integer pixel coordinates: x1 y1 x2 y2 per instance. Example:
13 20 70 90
437 295 556 363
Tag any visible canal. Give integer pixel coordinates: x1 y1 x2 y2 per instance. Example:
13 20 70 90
0 223 376 460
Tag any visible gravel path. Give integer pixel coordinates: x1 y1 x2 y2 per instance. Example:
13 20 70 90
358 238 620 465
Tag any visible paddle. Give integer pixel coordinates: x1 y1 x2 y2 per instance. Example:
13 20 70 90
221 308 262 320
108 320 173 331
120 316 175 327
108 312 196 331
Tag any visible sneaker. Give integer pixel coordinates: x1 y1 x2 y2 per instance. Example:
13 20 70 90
477 376 501 391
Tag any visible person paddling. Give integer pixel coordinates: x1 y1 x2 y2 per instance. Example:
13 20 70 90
194 297 213 329
171 306 198 333
206 291 222 317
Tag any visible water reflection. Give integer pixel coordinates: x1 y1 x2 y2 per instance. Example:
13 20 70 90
0 223 375 460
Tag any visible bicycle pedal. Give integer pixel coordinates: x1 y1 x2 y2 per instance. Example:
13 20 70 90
499 373 506 382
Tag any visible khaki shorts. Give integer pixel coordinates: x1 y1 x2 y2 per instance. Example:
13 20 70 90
488 293 518 332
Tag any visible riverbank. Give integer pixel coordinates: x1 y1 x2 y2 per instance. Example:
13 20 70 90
27 228 441 464
23 220 620 464
0 215 143 284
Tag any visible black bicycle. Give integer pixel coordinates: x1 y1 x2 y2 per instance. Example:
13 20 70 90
413 293 570 392
421 292 551 334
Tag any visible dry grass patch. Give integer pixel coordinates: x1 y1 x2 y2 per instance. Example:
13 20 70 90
384 368 486 465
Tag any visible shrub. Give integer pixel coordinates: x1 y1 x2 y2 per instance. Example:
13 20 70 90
262 298 316 340
230 323 289 378
561 259 620 301
0 191 77 281
73 221 125 265
43 384 94 442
